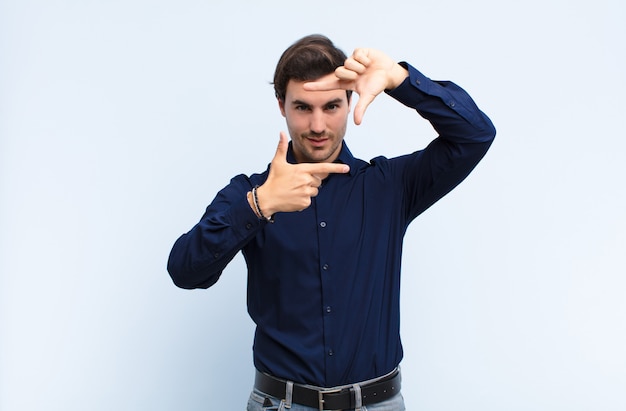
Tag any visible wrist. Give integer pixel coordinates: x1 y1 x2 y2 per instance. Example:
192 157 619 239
252 185 275 223
247 191 262 218
387 63 409 90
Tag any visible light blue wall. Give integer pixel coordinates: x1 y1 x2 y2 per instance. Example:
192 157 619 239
1 1 625 410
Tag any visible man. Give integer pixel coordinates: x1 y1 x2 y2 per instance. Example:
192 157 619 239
168 34 495 410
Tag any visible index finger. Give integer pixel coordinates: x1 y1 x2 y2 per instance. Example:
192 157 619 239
299 162 350 175
303 77 346 92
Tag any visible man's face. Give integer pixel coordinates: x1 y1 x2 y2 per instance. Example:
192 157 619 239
279 73 350 163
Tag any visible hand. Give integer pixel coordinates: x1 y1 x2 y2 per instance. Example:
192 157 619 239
304 48 408 125
255 132 350 215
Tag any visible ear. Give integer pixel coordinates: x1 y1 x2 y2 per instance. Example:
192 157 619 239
278 98 286 117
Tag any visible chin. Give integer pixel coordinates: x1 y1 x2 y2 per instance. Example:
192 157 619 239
307 151 333 163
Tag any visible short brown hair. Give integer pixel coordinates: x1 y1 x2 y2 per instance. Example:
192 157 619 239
273 34 352 101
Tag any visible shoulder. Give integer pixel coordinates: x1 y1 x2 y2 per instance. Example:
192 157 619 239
229 167 270 187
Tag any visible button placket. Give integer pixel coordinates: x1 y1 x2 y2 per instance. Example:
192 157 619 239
316 203 335 375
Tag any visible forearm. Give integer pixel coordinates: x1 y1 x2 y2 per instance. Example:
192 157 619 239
386 63 496 144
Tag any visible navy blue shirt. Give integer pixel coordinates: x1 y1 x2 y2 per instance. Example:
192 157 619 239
167 63 496 387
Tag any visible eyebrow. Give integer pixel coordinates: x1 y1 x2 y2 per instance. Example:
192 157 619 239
291 98 344 107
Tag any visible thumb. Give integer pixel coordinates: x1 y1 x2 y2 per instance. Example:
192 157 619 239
272 131 289 164
353 94 375 125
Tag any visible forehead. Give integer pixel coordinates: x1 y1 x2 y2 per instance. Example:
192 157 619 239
285 73 347 104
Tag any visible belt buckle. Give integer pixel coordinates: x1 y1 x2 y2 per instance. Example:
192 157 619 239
318 387 342 411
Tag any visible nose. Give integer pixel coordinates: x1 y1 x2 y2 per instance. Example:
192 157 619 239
309 109 325 135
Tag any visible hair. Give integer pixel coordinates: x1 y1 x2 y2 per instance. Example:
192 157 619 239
273 34 352 101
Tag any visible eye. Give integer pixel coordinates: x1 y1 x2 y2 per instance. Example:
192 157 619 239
325 103 340 111
295 105 311 112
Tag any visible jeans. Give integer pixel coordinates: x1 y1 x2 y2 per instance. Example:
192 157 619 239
246 389 406 411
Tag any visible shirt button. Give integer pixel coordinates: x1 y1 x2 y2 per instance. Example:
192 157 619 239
328 350 334 356
320 221 327 228
449 100 456 108
245 223 252 229
322 264 329 271
326 306 332 313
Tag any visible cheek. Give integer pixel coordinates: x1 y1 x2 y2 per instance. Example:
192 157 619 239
286 114 307 133
329 115 348 134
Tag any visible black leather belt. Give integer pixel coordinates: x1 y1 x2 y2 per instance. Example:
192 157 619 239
254 369 401 410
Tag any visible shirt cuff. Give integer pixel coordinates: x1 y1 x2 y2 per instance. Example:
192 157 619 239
385 62 432 104
228 191 266 240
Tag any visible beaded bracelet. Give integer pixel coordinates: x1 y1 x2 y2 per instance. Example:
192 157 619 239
252 185 274 223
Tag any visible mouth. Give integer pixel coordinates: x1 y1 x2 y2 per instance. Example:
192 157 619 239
305 135 329 148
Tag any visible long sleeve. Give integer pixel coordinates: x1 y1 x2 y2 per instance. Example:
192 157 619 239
167 174 267 289
384 63 496 221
